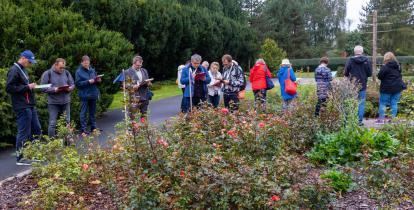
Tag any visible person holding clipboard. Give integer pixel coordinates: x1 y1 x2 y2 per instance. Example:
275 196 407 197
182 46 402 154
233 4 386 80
125 55 153 121
180 54 211 113
75 55 102 135
6 50 41 165
40 58 75 138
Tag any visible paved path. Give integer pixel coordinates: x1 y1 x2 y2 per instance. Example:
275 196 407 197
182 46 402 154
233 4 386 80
0 96 182 181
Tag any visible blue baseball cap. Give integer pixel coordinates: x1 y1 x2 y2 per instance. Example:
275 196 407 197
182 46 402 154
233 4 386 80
20 50 37 64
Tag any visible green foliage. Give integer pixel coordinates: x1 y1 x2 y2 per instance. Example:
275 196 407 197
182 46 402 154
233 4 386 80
259 38 287 70
320 169 353 193
308 127 400 165
0 0 134 141
66 0 258 79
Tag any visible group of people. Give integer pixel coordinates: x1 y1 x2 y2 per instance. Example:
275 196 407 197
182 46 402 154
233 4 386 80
6 51 153 165
176 45 406 127
177 54 245 112
6 51 102 165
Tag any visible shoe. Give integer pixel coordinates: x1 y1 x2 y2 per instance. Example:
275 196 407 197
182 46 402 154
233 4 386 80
375 119 385 125
358 122 364 126
16 159 33 166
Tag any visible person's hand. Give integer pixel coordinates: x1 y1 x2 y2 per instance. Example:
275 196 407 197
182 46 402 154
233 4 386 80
54 87 60 93
88 79 95 84
133 84 140 90
147 81 152 86
96 77 102 83
223 80 230 85
67 86 74 92
28 83 36 90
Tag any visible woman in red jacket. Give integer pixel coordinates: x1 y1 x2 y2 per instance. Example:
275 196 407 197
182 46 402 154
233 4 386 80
249 59 272 112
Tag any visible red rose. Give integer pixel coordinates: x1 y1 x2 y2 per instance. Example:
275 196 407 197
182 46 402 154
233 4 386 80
180 169 185 178
140 117 146 123
82 163 89 171
271 195 280 201
258 122 265 128
151 159 157 164
227 129 237 138
221 108 229 115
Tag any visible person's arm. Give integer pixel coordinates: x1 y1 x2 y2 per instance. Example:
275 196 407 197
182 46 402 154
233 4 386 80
344 60 351 77
366 60 373 77
67 71 75 91
327 68 333 82
230 67 244 87
75 70 91 88
40 70 57 93
377 65 386 80
180 68 191 85
290 67 297 81
6 69 30 94
204 69 211 84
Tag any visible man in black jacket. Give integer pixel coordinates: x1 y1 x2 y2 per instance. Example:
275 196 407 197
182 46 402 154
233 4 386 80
6 50 41 165
345 45 372 126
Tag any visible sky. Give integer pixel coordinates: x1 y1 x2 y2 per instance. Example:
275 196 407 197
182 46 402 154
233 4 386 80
346 0 369 31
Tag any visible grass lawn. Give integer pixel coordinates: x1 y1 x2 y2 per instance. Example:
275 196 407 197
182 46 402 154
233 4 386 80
295 72 314 78
109 83 182 109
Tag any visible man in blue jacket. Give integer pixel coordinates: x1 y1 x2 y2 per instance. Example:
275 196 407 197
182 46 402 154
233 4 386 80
75 55 101 135
345 45 372 126
180 54 211 113
6 50 41 165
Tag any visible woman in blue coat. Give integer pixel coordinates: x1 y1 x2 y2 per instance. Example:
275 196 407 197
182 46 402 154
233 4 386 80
277 59 297 111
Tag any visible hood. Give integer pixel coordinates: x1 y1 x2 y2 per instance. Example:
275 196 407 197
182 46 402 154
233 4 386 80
385 60 400 69
351 56 369 64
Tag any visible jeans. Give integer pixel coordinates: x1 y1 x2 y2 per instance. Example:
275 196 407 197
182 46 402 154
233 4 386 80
209 94 220 108
223 92 239 111
358 90 366 123
48 103 70 137
315 98 327 116
80 99 97 133
15 107 42 160
379 92 401 119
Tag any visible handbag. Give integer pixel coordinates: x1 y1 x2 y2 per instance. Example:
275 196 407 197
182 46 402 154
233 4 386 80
284 67 297 95
264 66 274 90
238 89 246 99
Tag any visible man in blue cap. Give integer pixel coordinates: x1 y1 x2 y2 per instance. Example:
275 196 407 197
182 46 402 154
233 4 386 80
6 50 41 165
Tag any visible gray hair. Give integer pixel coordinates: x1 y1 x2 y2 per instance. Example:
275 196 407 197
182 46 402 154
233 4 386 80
191 54 202 62
256 58 265 64
354 45 364 55
132 55 143 64
202 61 209 66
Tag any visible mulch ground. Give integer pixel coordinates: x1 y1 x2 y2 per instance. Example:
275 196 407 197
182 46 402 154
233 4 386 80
0 175 117 210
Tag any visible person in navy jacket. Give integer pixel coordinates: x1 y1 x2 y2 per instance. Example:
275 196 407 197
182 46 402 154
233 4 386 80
75 55 101 135
6 50 41 165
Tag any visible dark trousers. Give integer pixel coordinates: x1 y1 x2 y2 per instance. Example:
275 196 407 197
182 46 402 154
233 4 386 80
80 99 97 133
138 100 149 118
48 103 70 137
209 94 220 108
254 89 267 112
315 98 327 116
180 88 185 112
15 107 42 160
182 96 206 113
223 92 239 111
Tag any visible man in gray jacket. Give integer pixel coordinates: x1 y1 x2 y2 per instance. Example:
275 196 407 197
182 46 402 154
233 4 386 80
125 55 152 120
40 58 75 137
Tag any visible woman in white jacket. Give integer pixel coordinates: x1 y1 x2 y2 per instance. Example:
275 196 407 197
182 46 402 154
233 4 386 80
207 62 222 108
177 64 186 112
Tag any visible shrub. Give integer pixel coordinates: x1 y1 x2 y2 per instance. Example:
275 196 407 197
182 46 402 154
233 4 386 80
320 169 353 193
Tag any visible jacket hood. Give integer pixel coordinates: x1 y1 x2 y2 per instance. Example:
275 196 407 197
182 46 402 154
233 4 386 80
385 60 399 69
351 56 369 64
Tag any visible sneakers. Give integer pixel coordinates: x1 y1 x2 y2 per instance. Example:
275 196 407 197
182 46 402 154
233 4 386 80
16 158 33 166
358 122 364 126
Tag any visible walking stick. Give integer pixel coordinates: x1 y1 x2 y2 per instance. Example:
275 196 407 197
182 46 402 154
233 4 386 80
122 69 128 135
189 67 193 112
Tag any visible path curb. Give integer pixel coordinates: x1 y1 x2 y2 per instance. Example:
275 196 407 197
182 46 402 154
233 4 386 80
0 169 32 187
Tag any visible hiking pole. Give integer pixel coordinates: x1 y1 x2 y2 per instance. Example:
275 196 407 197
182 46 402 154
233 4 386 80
189 68 193 112
122 69 128 135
